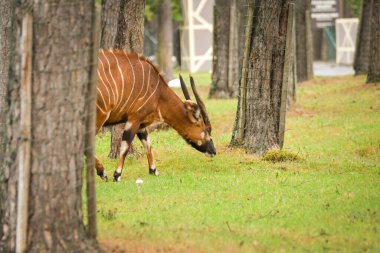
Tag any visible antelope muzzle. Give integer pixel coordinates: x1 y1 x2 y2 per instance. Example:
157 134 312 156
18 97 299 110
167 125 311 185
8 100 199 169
188 139 217 157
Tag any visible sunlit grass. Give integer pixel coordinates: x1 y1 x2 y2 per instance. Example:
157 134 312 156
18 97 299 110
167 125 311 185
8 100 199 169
95 74 380 252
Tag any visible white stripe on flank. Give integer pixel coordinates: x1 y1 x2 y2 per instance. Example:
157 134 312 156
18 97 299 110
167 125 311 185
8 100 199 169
137 60 151 102
97 69 111 105
119 51 136 113
137 75 160 112
97 87 107 111
102 51 119 107
96 103 106 114
99 55 116 105
111 51 125 111
128 57 146 111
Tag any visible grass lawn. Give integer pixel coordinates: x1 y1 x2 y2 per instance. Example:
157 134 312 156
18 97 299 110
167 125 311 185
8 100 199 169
94 75 380 252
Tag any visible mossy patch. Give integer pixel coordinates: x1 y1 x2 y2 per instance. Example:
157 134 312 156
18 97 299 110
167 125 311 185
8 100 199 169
262 149 302 163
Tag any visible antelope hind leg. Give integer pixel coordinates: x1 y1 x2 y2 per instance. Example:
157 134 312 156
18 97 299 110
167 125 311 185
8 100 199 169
113 121 138 182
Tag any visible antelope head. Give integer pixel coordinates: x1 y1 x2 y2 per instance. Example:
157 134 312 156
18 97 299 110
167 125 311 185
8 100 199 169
179 75 216 157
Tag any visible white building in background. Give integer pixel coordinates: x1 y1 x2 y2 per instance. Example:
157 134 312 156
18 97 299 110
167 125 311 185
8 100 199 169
181 0 213 73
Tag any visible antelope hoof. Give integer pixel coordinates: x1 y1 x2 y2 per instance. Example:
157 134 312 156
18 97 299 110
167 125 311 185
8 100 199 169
149 168 159 176
113 172 121 182
98 171 108 182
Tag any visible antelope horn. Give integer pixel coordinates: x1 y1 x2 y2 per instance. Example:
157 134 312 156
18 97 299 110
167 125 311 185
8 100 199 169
189 75 212 133
179 74 191 100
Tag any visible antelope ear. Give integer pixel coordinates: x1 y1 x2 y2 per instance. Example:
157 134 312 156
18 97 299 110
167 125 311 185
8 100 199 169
183 101 200 123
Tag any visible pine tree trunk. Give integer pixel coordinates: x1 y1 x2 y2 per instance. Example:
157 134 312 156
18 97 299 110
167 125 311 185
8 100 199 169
287 9 297 107
354 0 373 75
1 1 101 252
228 0 241 98
100 0 121 48
209 0 241 98
295 0 313 82
231 0 291 154
0 1 12 251
367 0 380 83
209 0 231 98
157 0 173 81
100 0 145 159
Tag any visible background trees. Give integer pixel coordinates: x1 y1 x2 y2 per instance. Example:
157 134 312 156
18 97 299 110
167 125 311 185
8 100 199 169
367 0 380 83
295 0 313 82
209 0 241 99
157 0 174 81
354 0 373 75
1 1 100 252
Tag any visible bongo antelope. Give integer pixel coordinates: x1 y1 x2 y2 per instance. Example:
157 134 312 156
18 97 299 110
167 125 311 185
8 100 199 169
96 50 216 182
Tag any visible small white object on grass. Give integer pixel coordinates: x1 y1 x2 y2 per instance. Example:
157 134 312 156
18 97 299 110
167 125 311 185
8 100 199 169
136 179 143 193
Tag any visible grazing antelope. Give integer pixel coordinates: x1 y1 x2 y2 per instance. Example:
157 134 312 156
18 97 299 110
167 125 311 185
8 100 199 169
96 50 216 182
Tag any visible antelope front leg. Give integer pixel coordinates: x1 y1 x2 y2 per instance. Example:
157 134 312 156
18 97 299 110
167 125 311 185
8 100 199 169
95 157 108 181
137 128 159 176
113 121 138 182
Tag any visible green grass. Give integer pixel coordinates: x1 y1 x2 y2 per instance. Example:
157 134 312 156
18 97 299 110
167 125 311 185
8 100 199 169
94 74 380 252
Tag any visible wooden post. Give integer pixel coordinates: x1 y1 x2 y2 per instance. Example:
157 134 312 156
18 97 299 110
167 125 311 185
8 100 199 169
279 3 294 149
237 4 254 143
305 10 314 79
85 6 100 239
16 10 33 253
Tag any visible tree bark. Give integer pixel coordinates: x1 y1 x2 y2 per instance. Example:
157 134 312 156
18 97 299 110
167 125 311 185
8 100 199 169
100 0 121 48
209 0 241 99
1 1 101 252
0 1 12 251
230 0 292 154
287 8 297 107
367 0 380 83
157 0 174 81
209 0 231 98
354 0 373 75
100 0 145 159
295 0 313 82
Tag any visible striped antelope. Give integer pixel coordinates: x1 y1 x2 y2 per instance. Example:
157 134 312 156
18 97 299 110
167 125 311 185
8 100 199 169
96 50 216 182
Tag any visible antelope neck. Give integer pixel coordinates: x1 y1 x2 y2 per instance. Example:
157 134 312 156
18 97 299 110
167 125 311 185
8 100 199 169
157 85 188 135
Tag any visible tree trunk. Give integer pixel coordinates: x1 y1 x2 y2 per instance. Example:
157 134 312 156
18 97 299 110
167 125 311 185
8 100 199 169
313 28 323 61
157 0 173 81
230 0 292 154
100 0 121 48
1 1 100 252
0 0 12 251
287 8 297 107
209 0 241 99
295 0 313 82
354 0 373 75
100 0 145 159
367 0 380 83
209 0 231 98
